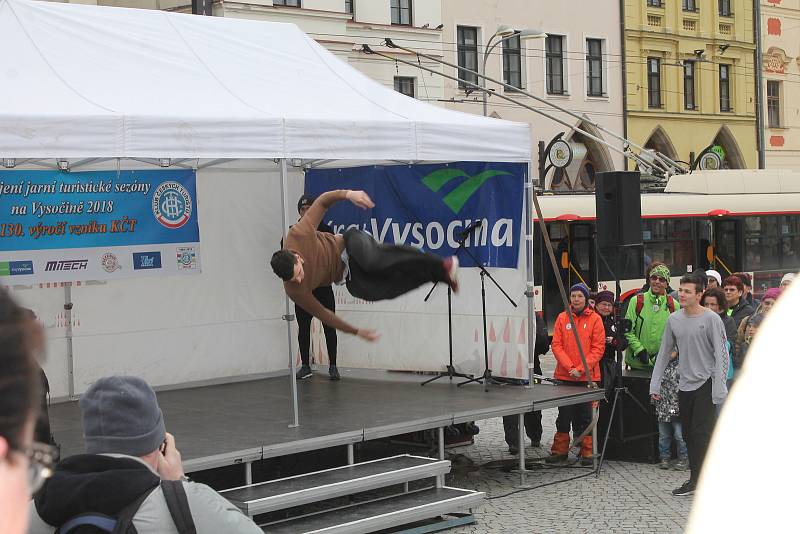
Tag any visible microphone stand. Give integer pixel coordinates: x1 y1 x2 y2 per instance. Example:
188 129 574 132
456 228 517 393
421 225 480 386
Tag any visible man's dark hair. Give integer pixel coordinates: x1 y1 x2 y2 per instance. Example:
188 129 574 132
0 290 40 452
701 287 728 313
733 272 752 287
723 275 744 292
270 250 297 281
680 272 705 294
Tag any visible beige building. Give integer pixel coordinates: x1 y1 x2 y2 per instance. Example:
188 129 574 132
66 0 448 104
761 0 800 169
441 0 626 191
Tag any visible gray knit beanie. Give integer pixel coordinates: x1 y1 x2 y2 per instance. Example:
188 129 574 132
80 376 166 456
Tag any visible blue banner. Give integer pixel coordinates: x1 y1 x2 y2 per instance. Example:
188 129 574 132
305 162 525 268
0 169 199 251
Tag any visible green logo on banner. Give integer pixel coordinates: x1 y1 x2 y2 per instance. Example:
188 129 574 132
421 168 512 214
0 262 9 277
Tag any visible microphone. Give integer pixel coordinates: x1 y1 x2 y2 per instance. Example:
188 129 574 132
459 220 483 239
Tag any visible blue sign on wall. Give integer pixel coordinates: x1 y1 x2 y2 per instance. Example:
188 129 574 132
305 162 525 268
0 169 199 251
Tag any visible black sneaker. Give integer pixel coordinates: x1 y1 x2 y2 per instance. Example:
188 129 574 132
508 446 519 455
580 456 593 467
545 453 568 464
329 365 341 381
296 365 313 380
672 480 696 496
531 441 541 448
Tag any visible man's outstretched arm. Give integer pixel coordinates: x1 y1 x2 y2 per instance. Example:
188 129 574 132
288 287 379 341
300 190 374 233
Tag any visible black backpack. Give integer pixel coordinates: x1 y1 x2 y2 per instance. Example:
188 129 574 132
54 480 197 534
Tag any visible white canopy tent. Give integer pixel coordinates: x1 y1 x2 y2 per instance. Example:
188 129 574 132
0 0 534 426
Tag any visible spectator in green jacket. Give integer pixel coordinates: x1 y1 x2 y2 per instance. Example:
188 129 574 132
624 263 681 370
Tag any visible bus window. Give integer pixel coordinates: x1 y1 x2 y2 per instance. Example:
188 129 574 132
642 219 694 275
695 220 713 271
780 215 800 268
744 216 780 271
714 219 742 275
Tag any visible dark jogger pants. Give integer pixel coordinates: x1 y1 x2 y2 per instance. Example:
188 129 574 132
679 378 717 485
296 285 337 366
555 401 592 436
343 229 448 301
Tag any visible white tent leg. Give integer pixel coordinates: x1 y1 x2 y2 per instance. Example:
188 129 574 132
525 161 536 388
64 283 76 400
279 158 300 428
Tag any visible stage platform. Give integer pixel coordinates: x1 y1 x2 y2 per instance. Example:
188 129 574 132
48 369 605 473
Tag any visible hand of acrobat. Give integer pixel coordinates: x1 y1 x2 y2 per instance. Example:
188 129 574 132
356 328 381 342
346 190 375 210
156 432 185 481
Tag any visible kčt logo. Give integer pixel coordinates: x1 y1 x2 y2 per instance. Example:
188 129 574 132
421 168 512 214
45 260 88 272
133 252 162 270
152 181 192 229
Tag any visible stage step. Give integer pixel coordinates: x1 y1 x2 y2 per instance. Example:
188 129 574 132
222 454 450 516
261 487 484 534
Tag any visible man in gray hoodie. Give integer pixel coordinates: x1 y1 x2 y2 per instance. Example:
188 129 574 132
28 376 261 534
650 272 728 498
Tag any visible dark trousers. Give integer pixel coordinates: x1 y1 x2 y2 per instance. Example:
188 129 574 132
503 411 543 448
343 229 448 301
502 355 542 448
296 285 337 366
679 379 717 485
555 402 592 436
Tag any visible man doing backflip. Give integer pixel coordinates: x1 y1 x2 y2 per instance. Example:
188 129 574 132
271 189 459 346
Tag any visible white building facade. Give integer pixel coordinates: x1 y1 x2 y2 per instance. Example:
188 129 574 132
441 0 626 190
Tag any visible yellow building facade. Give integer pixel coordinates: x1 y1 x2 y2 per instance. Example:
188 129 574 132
625 0 758 169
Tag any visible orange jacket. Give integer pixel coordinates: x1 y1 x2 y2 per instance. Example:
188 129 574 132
552 306 606 382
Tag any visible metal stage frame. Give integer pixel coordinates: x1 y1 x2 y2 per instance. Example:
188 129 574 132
48 369 604 486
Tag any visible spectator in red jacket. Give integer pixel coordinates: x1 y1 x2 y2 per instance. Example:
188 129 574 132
546 283 605 466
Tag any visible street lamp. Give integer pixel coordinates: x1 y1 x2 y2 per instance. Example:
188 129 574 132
482 25 547 116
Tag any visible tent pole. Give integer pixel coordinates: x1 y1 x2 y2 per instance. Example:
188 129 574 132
64 283 76 400
279 158 300 428
525 162 536 388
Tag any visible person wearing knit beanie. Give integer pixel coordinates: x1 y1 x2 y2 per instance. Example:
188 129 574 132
705 270 722 288
569 283 590 302
781 272 796 288
595 291 614 307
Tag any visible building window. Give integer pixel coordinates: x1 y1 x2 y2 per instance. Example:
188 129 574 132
719 0 732 16
274 0 300 6
456 26 478 89
345 0 353 14
394 76 415 98
503 33 522 89
586 38 603 97
648 58 661 108
682 0 697 11
390 0 411 25
684 61 696 110
642 219 694 275
767 80 782 128
647 0 662 6
719 64 731 112
546 35 565 95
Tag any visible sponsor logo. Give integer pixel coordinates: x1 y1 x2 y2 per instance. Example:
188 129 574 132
421 168 513 214
176 247 197 270
133 252 162 270
0 261 34 276
100 253 121 273
152 181 192 229
45 259 88 272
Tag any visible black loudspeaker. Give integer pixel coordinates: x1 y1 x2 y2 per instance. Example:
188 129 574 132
598 372 660 463
595 171 642 249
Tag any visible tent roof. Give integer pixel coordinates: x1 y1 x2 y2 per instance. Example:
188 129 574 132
0 0 530 162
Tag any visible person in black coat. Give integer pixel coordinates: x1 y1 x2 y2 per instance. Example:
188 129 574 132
594 291 628 401
502 315 550 454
